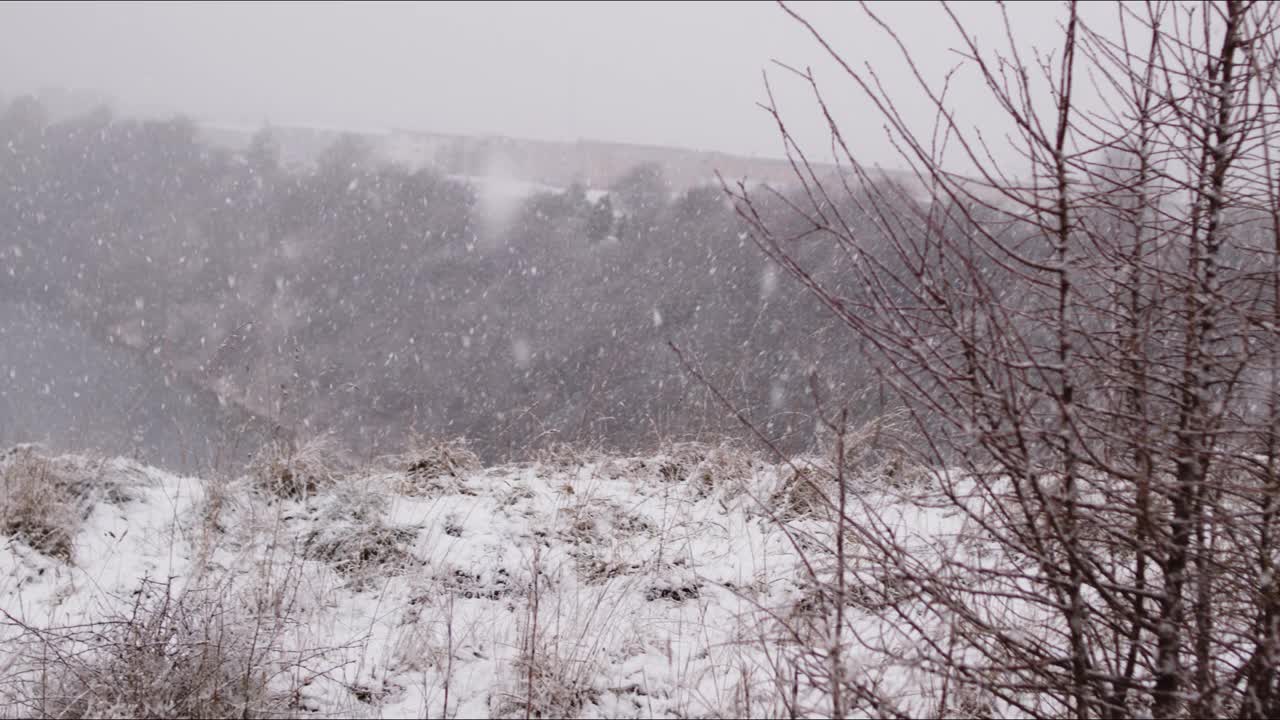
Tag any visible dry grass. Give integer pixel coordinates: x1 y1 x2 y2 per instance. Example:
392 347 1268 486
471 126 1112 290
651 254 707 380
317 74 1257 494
303 484 419 585
653 441 712 483
771 463 830 520
493 649 602 719
651 440 759 497
249 434 350 500
0 446 119 562
529 441 606 473
815 409 930 491
391 435 482 496
772 412 931 521
2 432 942 719
492 555 608 720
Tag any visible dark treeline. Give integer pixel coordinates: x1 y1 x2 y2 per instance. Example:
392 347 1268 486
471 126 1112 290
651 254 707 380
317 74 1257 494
0 96 870 464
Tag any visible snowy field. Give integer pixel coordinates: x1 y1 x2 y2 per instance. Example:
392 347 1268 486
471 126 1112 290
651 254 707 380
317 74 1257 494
0 440 953 718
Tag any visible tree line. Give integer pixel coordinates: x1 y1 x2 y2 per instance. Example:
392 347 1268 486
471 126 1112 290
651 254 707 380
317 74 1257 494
0 98 868 461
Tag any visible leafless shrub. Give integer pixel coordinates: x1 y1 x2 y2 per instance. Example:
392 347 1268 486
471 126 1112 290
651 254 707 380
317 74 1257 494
6 577 305 719
717 1 1280 716
941 682 999 720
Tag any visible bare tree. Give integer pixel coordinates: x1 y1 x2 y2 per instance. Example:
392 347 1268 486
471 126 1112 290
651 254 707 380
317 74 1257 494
723 1 1280 716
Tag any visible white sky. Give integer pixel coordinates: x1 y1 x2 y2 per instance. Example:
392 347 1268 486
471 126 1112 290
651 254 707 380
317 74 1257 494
0 1 1088 169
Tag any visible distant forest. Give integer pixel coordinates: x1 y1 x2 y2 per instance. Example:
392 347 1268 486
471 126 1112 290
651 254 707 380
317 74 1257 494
0 96 876 463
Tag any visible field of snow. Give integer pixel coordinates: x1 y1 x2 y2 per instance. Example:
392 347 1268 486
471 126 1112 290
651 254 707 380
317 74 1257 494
0 441 952 718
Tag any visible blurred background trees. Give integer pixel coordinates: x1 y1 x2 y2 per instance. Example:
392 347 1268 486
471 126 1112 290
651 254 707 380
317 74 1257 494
0 96 855 464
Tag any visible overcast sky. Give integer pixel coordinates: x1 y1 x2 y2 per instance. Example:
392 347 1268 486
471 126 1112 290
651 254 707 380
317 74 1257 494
0 1 1084 168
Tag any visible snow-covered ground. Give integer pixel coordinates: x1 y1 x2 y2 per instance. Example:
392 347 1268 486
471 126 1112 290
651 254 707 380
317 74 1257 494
0 442 951 718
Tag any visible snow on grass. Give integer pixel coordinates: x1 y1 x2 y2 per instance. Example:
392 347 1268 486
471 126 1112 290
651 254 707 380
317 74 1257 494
0 443 954 718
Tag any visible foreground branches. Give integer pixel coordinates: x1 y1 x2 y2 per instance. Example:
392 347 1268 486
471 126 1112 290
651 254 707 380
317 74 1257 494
726 1 1280 716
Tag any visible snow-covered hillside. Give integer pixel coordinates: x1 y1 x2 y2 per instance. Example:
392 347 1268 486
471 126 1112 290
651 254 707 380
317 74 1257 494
0 441 951 718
